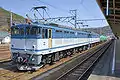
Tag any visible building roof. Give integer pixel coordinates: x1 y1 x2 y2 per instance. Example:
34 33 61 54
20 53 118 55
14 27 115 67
96 0 120 36
0 31 10 40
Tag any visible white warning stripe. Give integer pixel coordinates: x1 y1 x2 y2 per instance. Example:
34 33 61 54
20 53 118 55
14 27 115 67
112 40 116 74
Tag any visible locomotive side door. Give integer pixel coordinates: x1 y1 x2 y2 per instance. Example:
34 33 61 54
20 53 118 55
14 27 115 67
48 29 52 48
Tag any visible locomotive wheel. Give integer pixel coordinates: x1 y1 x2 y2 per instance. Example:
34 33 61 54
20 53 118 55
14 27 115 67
59 52 63 59
42 58 47 66
54 52 60 61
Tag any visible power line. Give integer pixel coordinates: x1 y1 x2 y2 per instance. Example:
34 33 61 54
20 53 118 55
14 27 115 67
80 0 84 4
77 19 106 21
44 9 51 18
37 0 70 14
79 0 97 18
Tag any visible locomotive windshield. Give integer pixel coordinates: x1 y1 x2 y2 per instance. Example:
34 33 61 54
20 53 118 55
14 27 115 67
11 27 22 35
11 26 41 36
26 27 41 35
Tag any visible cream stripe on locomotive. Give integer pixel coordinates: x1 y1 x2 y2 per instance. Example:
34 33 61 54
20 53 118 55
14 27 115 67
11 38 100 55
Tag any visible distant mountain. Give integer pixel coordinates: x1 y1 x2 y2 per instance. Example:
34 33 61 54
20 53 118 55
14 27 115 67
0 7 25 32
82 26 113 36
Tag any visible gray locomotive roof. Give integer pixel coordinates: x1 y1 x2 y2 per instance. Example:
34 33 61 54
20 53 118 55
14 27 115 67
32 22 90 33
13 22 99 35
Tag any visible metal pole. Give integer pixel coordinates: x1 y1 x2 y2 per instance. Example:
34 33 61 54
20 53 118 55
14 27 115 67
106 0 109 16
43 9 44 19
10 10 12 27
113 0 115 24
75 10 77 28
70 10 77 28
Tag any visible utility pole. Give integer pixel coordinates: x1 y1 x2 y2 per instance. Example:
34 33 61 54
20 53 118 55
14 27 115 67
106 0 109 16
10 10 12 27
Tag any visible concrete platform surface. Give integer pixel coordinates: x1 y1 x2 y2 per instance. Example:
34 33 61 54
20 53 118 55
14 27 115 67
88 40 120 80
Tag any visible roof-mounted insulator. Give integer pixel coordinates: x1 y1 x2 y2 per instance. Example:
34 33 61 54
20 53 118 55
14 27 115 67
25 18 32 25
12 23 15 26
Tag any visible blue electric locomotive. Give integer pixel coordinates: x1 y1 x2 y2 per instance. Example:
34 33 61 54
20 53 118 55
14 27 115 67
11 22 100 70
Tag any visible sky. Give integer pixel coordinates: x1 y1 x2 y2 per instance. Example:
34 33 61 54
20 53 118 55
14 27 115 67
0 0 109 28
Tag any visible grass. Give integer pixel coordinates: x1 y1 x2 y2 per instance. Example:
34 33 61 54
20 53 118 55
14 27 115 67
0 7 25 32
0 7 24 20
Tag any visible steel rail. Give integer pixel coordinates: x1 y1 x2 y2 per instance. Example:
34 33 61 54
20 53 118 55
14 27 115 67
56 41 112 80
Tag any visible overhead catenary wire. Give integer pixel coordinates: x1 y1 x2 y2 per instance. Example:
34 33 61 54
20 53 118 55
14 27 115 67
26 0 107 28
35 9 44 19
37 0 70 14
79 0 100 19
78 0 108 28
44 9 51 18
37 0 102 21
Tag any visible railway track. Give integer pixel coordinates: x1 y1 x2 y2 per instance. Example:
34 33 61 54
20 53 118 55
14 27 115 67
0 41 109 80
56 41 112 80
0 58 11 63
0 44 10 63
0 61 28 80
0 44 27 80
0 69 28 80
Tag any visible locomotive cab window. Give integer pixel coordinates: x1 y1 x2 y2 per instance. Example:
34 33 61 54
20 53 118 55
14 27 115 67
19 28 24 35
31 27 41 35
26 27 31 35
11 27 19 35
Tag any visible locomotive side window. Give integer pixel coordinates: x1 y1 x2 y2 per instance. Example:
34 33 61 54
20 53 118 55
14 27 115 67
37 27 41 34
31 27 37 35
42 29 48 38
70 32 74 34
56 30 62 33
42 29 45 38
45 29 48 38
64 31 69 34
49 29 52 38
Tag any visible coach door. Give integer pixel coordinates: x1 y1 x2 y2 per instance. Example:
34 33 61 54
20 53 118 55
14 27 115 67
48 29 52 48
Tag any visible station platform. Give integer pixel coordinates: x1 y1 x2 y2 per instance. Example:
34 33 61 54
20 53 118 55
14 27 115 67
88 39 120 80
